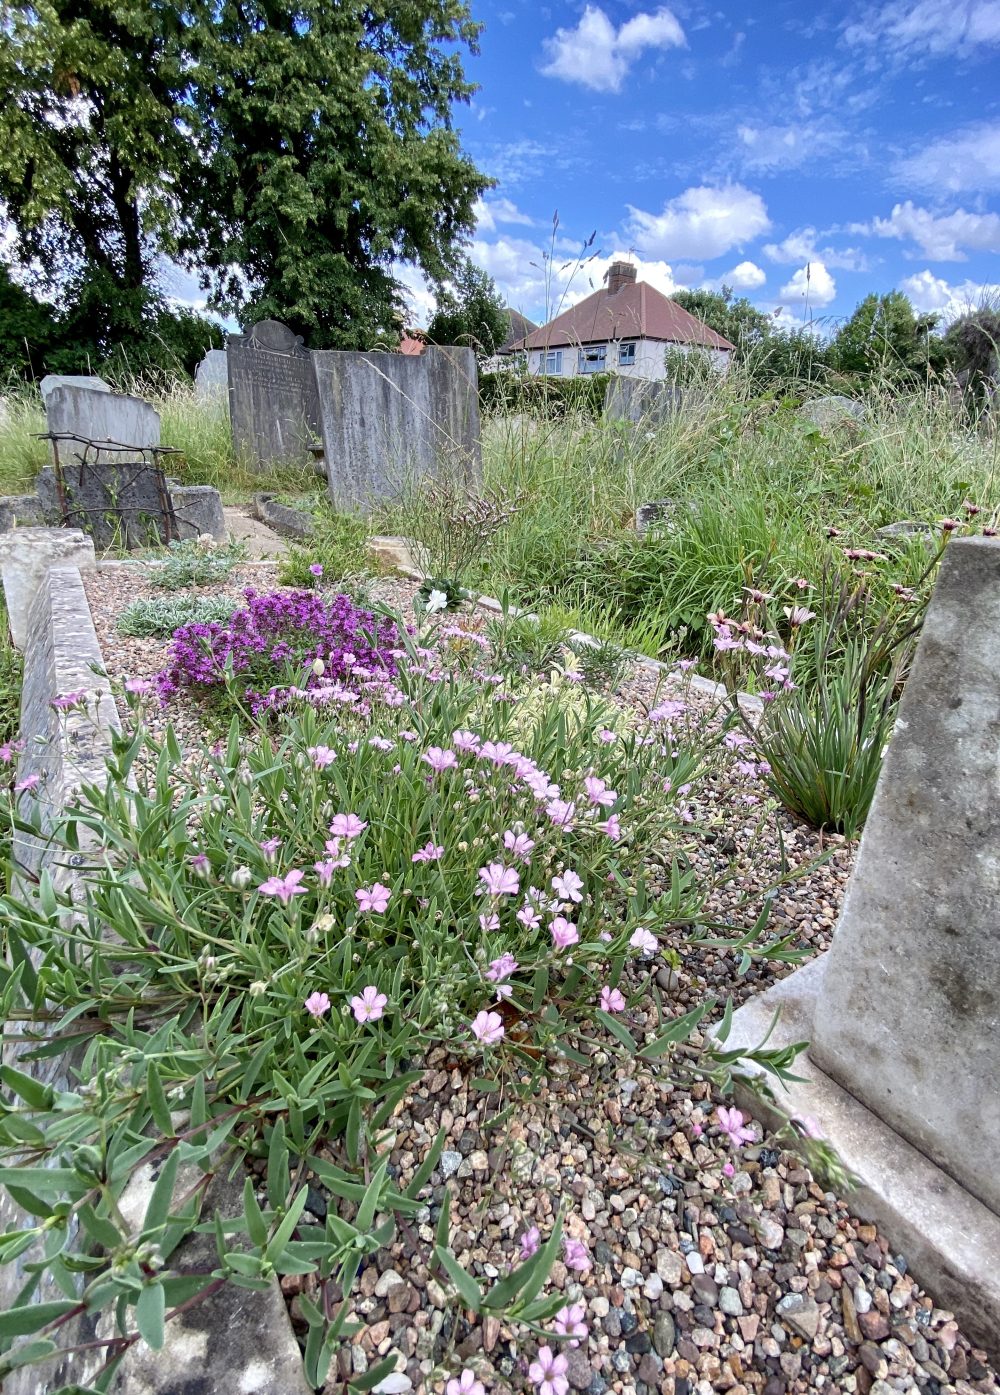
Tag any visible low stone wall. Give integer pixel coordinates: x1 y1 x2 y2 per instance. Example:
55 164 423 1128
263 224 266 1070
1 563 310 1394
253 491 315 539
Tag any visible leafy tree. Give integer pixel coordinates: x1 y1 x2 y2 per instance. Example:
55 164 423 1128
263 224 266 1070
829 291 945 382
181 0 491 347
0 0 489 353
944 302 1000 411
426 259 510 355
672 287 774 364
0 266 60 379
749 328 830 390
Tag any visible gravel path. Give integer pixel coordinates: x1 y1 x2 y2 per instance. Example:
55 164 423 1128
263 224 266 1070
80 564 996 1395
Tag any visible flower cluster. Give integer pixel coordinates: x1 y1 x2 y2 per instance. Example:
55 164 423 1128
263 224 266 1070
156 588 401 713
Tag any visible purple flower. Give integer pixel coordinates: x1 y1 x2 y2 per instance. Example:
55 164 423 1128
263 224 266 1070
549 916 579 950
479 911 500 931
259 869 308 905
503 829 535 861
716 1105 755 1148
480 740 515 766
356 883 391 913
551 869 583 903
553 1301 588 1347
308 745 337 768
50 690 87 711
330 813 367 841
314 858 337 887
470 1010 505 1044
519 1225 541 1260
562 1237 591 1273
309 563 324 577
583 776 616 808
304 991 330 1018
529 1347 569 1395
189 853 211 878
599 986 626 1013
546 799 576 829
422 746 458 773
124 677 154 695
478 863 519 897
411 841 444 863
446 1372 485 1395
14 774 40 793
452 730 481 753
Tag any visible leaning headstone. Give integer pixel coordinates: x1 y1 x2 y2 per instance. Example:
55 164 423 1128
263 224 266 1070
194 348 229 402
253 493 315 540
44 384 160 458
34 460 175 550
168 484 227 542
39 374 111 402
811 536 1000 1213
797 395 864 430
605 377 684 426
312 346 481 512
227 319 321 469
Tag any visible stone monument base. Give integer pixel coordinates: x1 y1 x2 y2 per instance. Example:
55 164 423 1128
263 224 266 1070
717 956 1000 1360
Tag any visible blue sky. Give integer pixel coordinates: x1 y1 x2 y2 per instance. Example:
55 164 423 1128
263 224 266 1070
397 0 1000 332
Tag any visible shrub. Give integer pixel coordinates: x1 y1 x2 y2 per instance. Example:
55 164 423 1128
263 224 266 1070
151 536 248 590
116 593 241 637
157 587 402 714
479 371 610 419
278 511 379 588
488 611 570 675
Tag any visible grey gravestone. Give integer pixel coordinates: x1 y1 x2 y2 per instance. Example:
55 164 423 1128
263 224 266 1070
39 374 111 402
194 348 229 401
254 492 315 540
169 484 227 541
811 536 1000 1217
605 377 684 426
44 384 160 458
35 461 175 550
798 395 864 431
313 345 481 512
228 319 321 469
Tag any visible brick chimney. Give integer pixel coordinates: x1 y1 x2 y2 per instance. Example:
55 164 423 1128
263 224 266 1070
606 261 637 295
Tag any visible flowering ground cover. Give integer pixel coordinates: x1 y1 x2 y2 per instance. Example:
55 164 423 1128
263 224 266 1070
1 566 993 1394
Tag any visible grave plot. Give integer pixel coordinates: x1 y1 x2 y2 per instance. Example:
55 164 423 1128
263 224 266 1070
1 542 997 1395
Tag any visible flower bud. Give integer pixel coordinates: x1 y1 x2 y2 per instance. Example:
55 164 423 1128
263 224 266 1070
312 657 326 677
230 865 252 889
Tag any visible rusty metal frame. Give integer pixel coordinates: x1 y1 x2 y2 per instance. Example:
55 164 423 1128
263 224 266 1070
37 432 181 545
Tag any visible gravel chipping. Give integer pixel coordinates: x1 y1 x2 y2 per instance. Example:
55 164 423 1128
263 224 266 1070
79 564 997 1395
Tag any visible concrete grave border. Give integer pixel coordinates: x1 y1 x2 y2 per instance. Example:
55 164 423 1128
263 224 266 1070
0 554 310 1393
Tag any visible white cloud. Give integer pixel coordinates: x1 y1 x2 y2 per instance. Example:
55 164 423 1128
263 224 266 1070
725 260 767 289
469 237 682 321
625 184 770 260
779 261 837 308
540 5 685 94
474 197 535 233
897 121 1000 193
736 121 844 173
861 200 1000 260
844 0 1000 57
394 263 438 325
763 227 869 272
900 269 1000 323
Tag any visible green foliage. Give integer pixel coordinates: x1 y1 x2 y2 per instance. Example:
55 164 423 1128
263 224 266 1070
180 0 490 345
944 301 1000 412
671 287 773 363
479 371 610 418
0 267 61 380
278 512 379 589
829 291 945 383
0 0 488 353
151 537 248 591
116 593 241 638
426 258 510 356
487 611 570 674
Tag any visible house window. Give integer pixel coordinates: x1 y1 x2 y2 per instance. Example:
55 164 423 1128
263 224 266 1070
577 345 607 374
618 341 637 366
540 350 563 374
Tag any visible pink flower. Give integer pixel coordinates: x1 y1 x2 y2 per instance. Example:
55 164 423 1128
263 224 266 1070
563 1237 591 1273
597 814 622 840
516 904 541 930
330 813 367 841
676 658 697 671
369 735 395 751
599 986 625 1013
553 1301 588 1346
583 776 616 808
304 991 331 1018
13 773 39 793
314 858 337 887
351 985 388 1023
470 1010 505 1045
423 746 458 773
259 836 281 859
258 869 308 905
551 869 583 903
649 700 686 723
356 883 391 913
478 863 519 897
519 1225 541 1260
480 740 515 766
722 1161 735 1177
446 1372 485 1395
713 628 742 652
308 745 337 768
486 952 519 984
529 1347 569 1395
546 799 576 829
629 927 657 956
503 829 536 861
309 562 324 577
452 730 481 752
716 1105 755 1148
479 911 500 931
189 853 211 878
783 605 815 627
0 740 23 763
598 728 617 743
549 917 579 950
724 731 752 751
124 676 154 694
411 841 444 863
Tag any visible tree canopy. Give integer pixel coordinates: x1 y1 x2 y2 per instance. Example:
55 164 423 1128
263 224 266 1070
828 291 945 382
671 287 774 363
426 258 510 355
0 0 490 361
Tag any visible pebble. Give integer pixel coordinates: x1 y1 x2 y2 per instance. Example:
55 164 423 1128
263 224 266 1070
776 1292 821 1340
655 1252 684 1286
440 1151 462 1179
719 1286 743 1316
652 1313 676 1357
642 1274 663 1301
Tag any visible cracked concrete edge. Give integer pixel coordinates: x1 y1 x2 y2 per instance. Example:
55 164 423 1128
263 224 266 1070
713 956 1000 1361
1 562 311 1394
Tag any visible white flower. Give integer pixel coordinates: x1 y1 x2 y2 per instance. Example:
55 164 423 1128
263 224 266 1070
426 588 448 613
312 657 326 677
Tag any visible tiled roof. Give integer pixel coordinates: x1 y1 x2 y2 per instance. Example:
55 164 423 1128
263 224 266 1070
516 283 735 352
497 308 538 353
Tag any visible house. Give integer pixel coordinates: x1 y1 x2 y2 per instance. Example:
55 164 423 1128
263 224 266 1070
515 261 734 380
480 308 539 373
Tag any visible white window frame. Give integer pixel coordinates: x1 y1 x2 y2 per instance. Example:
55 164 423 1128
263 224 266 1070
577 344 607 374
618 341 637 366
540 349 563 374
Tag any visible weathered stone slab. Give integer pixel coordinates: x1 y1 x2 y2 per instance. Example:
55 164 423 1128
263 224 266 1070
254 491 315 539
169 483 227 541
44 384 160 457
810 535 1000 1216
194 346 229 400
604 376 684 425
797 395 864 430
0 527 96 647
228 319 321 469
36 458 176 548
39 373 111 401
314 345 481 511
0 493 46 531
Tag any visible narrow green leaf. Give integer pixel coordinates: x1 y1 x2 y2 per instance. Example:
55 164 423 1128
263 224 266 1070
135 1283 165 1350
433 1246 482 1312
